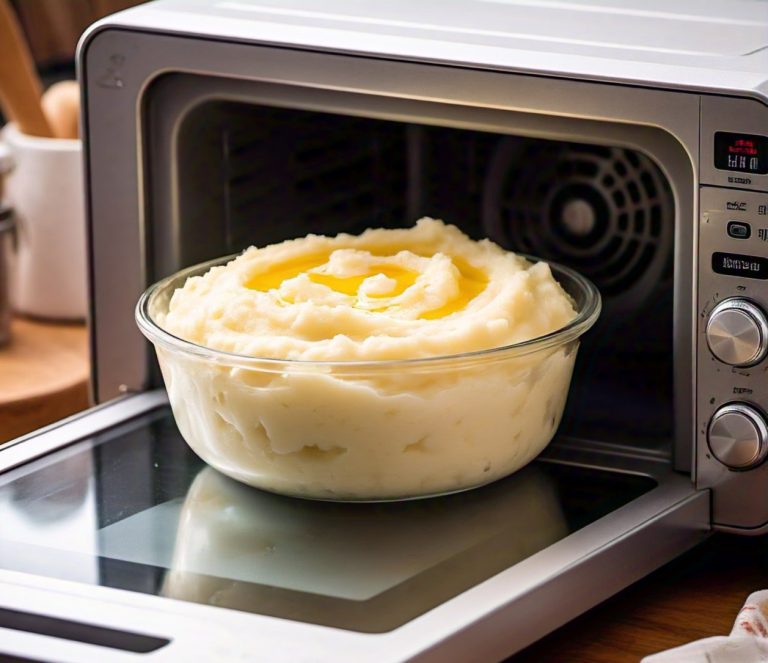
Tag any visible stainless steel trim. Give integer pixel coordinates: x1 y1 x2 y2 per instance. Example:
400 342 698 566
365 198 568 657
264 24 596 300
0 391 168 473
417 485 709 662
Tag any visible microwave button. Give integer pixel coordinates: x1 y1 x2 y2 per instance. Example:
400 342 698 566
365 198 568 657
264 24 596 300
727 221 751 239
706 298 768 367
708 403 768 470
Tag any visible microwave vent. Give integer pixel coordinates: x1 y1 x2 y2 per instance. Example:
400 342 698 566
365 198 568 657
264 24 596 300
482 140 673 308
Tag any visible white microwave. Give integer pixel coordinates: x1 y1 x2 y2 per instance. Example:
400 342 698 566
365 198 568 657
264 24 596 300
0 1 767 660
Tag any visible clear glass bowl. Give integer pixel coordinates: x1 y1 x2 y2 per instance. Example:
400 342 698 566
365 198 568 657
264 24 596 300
136 255 601 501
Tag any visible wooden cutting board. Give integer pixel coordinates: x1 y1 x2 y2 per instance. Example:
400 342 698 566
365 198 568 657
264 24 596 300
0 316 89 443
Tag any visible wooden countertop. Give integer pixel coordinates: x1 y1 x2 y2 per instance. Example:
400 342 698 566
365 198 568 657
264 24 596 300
0 316 89 443
512 533 768 662
0 319 765 661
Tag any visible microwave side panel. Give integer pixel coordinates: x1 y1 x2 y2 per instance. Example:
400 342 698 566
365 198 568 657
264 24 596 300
697 96 768 532
79 28 699 471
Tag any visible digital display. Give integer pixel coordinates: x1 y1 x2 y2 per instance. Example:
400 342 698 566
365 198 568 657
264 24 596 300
712 252 768 280
714 132 768 174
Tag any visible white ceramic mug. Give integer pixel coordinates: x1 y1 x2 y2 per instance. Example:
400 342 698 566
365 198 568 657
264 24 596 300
0 142 14 343
1 123 86 320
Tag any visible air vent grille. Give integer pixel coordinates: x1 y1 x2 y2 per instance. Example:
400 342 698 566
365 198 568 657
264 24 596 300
483 140 674 307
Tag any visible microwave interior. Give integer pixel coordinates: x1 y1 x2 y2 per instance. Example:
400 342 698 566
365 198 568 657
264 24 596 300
0 74 685 638
146 81 676 453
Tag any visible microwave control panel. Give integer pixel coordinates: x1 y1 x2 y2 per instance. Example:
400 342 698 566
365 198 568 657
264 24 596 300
698 186 768 530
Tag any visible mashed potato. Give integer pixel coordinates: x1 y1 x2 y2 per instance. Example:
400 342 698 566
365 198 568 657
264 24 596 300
162 218 576 361
152 219 584 499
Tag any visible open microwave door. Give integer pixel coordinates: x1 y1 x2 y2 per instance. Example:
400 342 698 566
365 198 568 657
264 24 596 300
0 393 709 662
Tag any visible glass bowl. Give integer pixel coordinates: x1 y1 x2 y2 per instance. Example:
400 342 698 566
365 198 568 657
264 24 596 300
136 255 600 501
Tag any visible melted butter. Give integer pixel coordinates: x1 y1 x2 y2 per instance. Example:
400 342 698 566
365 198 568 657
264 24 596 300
310 264 417 298
419 257 488 320
245 254 328 292
247 253 417 298
245 247 487 319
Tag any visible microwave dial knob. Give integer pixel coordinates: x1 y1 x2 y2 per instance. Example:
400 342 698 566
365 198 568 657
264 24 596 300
706 298 768 367
708 404 768 470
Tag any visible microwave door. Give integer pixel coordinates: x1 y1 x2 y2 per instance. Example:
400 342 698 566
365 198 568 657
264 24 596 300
0 393 708 662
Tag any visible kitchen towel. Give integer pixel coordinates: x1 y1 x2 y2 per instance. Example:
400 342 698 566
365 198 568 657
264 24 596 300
642 590 768 663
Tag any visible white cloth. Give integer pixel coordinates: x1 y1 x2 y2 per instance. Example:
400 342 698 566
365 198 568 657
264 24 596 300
642 591 768 663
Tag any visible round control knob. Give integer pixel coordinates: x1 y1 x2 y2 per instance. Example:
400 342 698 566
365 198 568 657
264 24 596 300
708 403 768 470
706 298 768 367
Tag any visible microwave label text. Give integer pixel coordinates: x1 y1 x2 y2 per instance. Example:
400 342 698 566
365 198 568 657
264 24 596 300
712 252 768 280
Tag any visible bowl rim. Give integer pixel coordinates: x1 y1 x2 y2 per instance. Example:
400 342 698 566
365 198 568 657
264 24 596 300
135 252 602 370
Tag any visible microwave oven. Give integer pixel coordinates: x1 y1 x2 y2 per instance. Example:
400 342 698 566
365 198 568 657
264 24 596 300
0 0 767 660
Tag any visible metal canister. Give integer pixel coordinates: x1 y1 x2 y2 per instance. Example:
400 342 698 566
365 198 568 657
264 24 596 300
0 204 13 345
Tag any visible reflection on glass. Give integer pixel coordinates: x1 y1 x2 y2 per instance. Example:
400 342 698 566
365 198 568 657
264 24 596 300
160 465 567 630
0 447 98 583
0 407 656 633
10 451 92 522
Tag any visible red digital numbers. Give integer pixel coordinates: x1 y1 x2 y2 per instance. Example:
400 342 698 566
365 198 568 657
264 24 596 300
728 138 758 156
715 132 768 174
